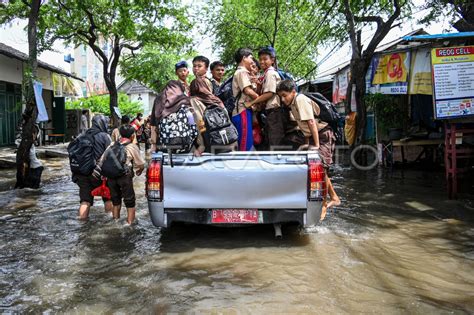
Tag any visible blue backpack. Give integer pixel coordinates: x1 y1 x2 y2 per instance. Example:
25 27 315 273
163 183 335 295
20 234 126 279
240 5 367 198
277 69 299 91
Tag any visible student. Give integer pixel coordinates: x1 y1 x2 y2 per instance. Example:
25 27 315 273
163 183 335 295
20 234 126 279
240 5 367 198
232 48 259 151
245 46 284 149
131 113 144 148
72 115 113 220
190 55 227 155
210 60 225 94
102 125 145 225
276 79 341 221
111 115 131 142
175 60 190 96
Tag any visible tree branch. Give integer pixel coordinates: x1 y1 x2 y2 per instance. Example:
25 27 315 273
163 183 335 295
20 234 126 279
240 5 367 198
233 15 272 46
354 15 383 29
343 0 360 58
272 0 279 47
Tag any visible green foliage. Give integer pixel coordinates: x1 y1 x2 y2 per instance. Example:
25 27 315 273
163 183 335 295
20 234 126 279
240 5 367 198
419 0 472 32
366 93 404 136
204 0 341 79
120 46 195 92
66 93 142 117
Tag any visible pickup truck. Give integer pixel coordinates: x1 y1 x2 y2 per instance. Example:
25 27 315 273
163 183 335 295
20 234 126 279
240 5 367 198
145 151 326 235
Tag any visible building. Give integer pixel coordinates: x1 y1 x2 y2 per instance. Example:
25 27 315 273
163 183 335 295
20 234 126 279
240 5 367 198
0 43 82 146
118 80 158 116
71 40 125 97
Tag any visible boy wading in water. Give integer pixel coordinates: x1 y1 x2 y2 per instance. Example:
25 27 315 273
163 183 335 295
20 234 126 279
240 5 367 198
277 80 341 221
101 125 145 225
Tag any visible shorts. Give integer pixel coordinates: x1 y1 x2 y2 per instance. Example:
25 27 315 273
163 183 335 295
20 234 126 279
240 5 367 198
310 127 335 167
72 173 109 205
107 172 136 208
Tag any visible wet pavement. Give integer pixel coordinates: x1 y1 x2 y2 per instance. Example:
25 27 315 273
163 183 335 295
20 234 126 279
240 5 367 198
0 158 473 313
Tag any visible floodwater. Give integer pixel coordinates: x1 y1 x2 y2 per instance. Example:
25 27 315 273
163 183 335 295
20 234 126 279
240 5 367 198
0 159 473 313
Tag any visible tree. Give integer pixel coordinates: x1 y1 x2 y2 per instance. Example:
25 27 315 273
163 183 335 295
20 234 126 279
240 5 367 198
120 46 194 92
340 0 411 145
205 0 339 78
65 93 142 117
0 0 47 188
46 0 191 125
420 0 474 32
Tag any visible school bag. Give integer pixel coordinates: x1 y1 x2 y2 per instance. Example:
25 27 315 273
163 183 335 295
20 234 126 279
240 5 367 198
203 105 239 146
277 69 299 92
100 142 130 179
158 105 198 152
67 130 99 175
303 92 342 143
215 76 239 116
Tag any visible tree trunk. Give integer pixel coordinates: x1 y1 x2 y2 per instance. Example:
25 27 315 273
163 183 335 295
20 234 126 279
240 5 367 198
16 0 41 189
105 75 119 127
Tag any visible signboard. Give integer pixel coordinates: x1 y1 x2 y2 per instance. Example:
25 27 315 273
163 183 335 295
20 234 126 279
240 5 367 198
367 53 410 95
431 46 474 119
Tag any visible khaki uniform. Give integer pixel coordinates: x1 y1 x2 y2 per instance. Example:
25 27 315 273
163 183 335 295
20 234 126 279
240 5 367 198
290 94 328 138
232 66 253 116
262 67 281 110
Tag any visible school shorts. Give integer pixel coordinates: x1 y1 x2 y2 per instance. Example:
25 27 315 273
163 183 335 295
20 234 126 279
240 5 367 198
265 108 286 147
72 173 109 205
310 127 336 167
107 172 136 208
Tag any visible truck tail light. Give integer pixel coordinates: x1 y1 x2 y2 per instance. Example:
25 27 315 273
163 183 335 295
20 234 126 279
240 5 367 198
146 159 162 201
308 158 326 201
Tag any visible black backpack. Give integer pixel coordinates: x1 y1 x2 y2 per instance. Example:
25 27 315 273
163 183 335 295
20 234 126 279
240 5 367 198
67 130 98 175
303 92 343 144
204 105 239 146
158 105 198 152
100 142 129 179
215 76 239 116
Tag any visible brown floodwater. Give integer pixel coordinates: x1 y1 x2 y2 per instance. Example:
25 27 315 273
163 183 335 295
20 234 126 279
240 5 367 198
0 159 473 313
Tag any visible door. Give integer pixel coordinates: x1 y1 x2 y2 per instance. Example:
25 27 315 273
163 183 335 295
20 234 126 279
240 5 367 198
0 82 22 146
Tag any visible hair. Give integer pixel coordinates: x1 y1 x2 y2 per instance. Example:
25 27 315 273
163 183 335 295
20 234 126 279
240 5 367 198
119 125 135 139
276 79 296 93
82 110 88 115
136 112 143 119
121 115 130 125
234 48 253 64
210 60 224 71
193 55 210 68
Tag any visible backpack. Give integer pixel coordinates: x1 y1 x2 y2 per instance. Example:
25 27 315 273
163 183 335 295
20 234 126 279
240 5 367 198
158 105 198 152
277 69 299 92
303 92 343 143
67 130 98 175
215 76 239 116
100 142 129 179
203 105 239 146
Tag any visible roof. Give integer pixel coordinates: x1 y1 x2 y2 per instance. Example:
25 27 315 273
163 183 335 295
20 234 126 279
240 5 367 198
118 80 156 95
403 31 474 41
0 42 83 81
374 28 428 52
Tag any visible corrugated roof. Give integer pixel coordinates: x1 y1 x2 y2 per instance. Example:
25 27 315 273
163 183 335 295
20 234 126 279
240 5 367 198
0 42 83 81
403 31 474 41
118 80 155 95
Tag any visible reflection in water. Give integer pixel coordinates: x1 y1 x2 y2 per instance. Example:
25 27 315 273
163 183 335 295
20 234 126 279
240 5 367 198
0 161 473 313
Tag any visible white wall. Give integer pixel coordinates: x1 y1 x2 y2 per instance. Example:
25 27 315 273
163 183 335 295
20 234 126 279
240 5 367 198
0 55 23 84
130 92 154 116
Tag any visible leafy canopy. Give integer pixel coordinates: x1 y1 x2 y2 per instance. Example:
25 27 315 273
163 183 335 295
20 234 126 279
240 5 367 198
66 93 142 117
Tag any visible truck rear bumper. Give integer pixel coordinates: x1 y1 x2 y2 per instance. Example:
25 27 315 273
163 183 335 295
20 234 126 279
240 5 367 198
148 201 322 228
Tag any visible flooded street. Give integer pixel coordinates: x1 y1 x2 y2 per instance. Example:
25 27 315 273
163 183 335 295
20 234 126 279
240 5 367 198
1 160 473 313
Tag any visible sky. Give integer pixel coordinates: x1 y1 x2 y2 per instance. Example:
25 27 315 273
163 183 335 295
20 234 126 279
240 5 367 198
0 1 453 77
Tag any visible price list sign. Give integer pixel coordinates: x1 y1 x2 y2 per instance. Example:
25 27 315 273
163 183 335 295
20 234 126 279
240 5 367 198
431 46 474 119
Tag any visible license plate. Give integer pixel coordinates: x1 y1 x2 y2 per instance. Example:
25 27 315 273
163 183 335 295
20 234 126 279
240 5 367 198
211 209 259 224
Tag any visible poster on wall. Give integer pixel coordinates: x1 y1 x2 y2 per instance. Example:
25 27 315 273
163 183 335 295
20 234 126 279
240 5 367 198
409 48 432 95
367 52 410 95
431 46 474 119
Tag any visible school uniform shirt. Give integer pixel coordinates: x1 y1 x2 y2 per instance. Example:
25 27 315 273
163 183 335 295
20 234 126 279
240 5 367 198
232 66 253 116
262 66 281 110
210 78 222 94
123 141 145 171
290 94 328 138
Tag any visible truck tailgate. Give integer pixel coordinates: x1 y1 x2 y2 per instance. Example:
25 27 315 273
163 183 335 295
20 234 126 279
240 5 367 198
161 152 309 209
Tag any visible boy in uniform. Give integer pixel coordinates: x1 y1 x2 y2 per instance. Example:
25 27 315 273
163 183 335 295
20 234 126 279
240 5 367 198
277 79 341 221
102 125 145 225
245 46 284 149
175 60 190 96
232 48 259 151
210 60 225 94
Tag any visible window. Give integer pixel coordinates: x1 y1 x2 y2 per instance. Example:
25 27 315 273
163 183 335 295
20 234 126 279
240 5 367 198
81 66 87 80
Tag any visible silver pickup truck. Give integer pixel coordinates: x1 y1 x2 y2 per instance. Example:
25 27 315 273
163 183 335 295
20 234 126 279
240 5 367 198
145 151 326 234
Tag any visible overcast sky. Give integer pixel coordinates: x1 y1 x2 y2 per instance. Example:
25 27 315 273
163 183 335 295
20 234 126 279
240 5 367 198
0 1 453 76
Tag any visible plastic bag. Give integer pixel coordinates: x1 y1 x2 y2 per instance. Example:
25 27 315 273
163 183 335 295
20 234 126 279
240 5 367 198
91 179 111 199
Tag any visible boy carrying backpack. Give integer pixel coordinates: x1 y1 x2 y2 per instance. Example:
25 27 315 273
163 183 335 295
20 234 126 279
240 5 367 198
68 115 112 220
95 125 145 225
